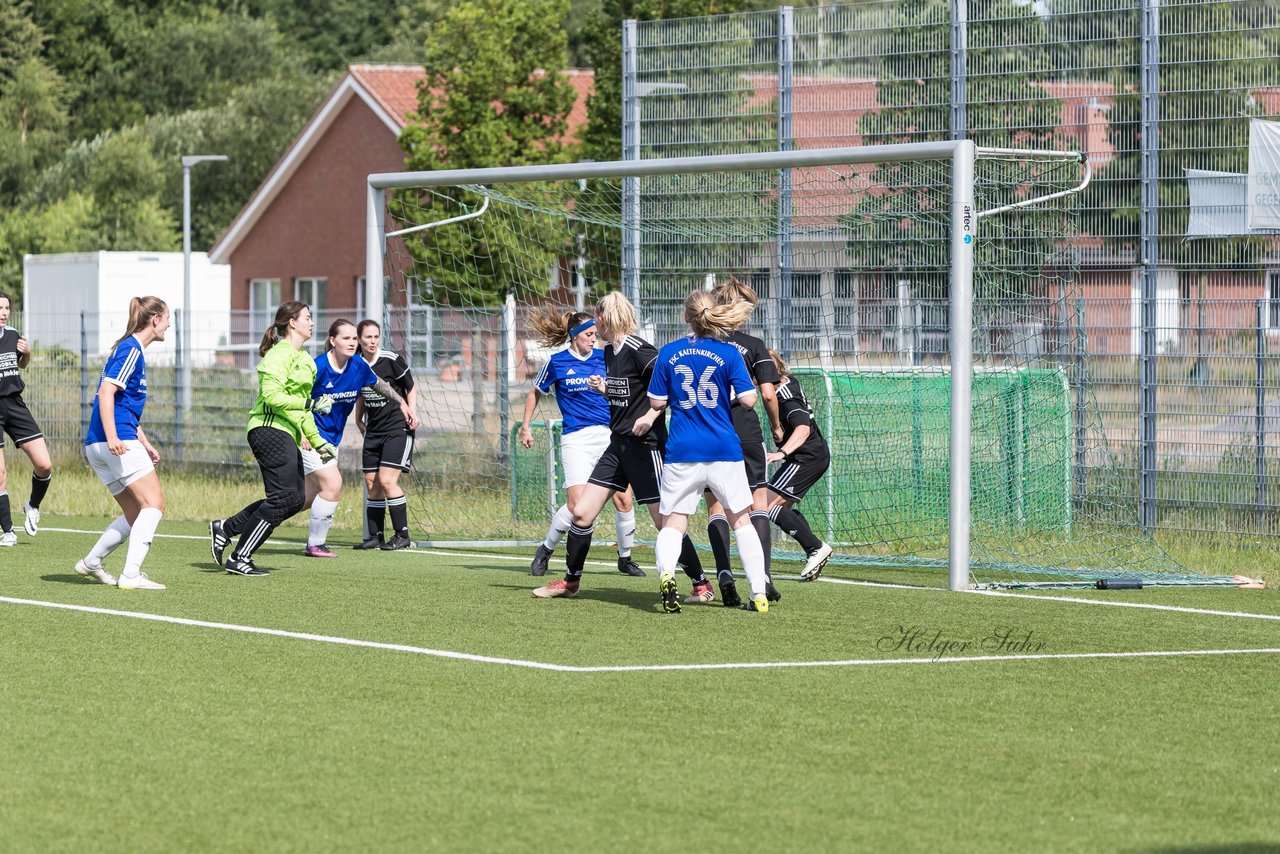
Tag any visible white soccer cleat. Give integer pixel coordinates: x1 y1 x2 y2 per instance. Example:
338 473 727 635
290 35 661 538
117 572 166 590
75 559 117 586
799 542 834 581
22 503 39 536
0 530 16 547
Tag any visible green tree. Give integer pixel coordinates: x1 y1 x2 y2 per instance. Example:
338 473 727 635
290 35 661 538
396 0 578 307
0 57 69 203
85 132 176 248
0 0 45 82
0 192 96 294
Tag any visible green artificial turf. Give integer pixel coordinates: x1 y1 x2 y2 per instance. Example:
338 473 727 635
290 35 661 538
1 516 1278 852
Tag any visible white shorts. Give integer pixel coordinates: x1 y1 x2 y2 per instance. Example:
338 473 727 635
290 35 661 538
560 424 611 488
85 441 155 496
660 460 754 516
301 445 340 476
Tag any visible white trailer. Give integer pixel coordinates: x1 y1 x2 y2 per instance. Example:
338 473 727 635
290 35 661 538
22 251 231 365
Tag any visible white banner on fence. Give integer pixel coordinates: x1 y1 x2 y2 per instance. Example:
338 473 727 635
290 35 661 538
1247 118 1280 230
1186 169 1247 237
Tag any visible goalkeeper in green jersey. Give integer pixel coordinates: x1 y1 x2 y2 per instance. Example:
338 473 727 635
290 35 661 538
209 301 336 576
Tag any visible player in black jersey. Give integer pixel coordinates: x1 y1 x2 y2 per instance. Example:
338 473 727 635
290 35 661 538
352 319 420 551
0 293 53 545
691 277 783 607
532 292 708 600
763 349 833 580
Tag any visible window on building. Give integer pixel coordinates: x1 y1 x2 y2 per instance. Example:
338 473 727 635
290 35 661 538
248 278 281 340
1269 271 1280 330
295 277 328 311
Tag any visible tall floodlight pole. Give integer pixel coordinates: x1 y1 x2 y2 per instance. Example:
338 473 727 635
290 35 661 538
181 154 228 415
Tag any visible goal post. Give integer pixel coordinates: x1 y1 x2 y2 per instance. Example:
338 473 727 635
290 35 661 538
365 141 1247 589
369 141 979 589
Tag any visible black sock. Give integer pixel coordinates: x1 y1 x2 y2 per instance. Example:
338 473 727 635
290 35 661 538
774 506 822 553
223 499 265 539
679 535 706 584
750 510 772 580
565 524 593 579
29 473 50 509
0 492 10 533
231 512 275 561
366 500 386 538
707 514 732 577
388 496 408 538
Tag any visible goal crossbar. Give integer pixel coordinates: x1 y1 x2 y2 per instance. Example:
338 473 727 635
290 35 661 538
366 140 1085 591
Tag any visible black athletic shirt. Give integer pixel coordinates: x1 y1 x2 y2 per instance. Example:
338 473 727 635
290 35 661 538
0 327 25 397
359 349 415 437
725 330 780 442
776 376 828 464
602 334 666 448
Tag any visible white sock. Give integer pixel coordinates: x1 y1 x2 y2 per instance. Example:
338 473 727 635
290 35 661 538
654 526 683 578
122 508 162 579
733 523 767 597
543 504 574 551
614 508 635 558
88 515 132 564
309 497 339 547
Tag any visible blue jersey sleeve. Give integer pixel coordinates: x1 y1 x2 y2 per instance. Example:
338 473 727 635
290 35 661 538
102 339 141 387
726 350 755 403
534 357 558 395
647 354 671 401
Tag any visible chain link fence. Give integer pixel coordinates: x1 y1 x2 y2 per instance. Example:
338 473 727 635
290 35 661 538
621 0 1280 536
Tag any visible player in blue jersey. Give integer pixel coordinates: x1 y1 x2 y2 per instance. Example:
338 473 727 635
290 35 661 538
531 292 709 601
0 292 53 545
76 296 170 590
519 307 643 578
300 319 416 558
646 290 771 613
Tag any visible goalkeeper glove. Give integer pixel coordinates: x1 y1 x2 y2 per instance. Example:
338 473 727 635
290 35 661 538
315 442 338 464
307 394 334 415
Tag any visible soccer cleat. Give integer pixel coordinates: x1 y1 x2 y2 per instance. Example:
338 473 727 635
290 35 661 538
225 556 268 576
617 555 645 577
800 542 834 581
717 571 742 608
74 559 117 586
530 544 553 577
742 594 769 613
683 581 715 604
22 503 39 536
117 572 165 590
659 572 682 614
353 533 384 550
380 533 411 551
209 519 230 566
765 581 782 603
304 544 338 559
0 530 16 547
532 578 579 599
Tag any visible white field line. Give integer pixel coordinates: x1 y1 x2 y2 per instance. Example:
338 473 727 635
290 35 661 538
41 528 1280 622
3 595 1278 673
42 527 627 571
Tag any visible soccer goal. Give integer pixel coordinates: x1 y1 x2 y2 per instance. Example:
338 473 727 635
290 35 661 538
365 141 1246 590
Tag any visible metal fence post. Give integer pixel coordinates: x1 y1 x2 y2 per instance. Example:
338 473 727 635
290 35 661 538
950 0 968 140
1074 296 1088 505
79 311 89 439
174 307 185 464
621 19 641 309
777 5 795 358
1138 0 1160 531
1258 299 1267 522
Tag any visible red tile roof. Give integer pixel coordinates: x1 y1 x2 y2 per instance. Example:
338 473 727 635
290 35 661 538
349 63 595 142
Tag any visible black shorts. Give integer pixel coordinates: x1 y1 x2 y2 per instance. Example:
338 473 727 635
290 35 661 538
0 395 42 449
742 440 767 490
587 435 663 504
767 454 830 503
363 433 414 473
